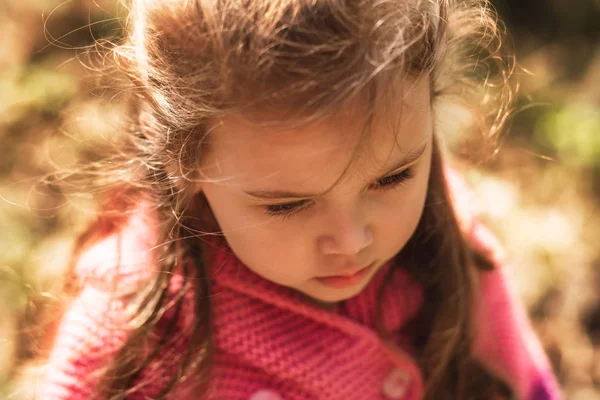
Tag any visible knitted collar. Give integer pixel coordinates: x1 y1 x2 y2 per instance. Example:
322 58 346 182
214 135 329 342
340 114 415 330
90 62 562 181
205 240 425 399
207 239 424 335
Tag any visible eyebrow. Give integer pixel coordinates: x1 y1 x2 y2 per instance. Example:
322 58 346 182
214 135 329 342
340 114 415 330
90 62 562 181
244 141 428 200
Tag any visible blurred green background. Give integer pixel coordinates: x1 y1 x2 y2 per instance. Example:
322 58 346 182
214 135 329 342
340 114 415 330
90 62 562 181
0 0 599 398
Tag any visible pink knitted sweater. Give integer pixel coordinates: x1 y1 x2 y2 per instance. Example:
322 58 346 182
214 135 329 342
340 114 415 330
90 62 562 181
42 183 562 399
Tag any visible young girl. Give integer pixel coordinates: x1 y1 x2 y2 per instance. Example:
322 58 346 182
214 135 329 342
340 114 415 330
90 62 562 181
41 0 561 399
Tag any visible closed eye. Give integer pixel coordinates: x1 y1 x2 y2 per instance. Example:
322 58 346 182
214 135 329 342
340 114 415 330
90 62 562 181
263 167 416 219
369 167 414 191
265 200 311 219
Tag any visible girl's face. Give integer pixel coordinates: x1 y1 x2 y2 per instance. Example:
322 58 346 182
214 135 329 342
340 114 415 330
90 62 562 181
199 78 432 304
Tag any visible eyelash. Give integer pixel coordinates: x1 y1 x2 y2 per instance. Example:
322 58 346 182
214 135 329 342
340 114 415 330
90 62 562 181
264 167 415 219
264 201 312 219
369 167 414 191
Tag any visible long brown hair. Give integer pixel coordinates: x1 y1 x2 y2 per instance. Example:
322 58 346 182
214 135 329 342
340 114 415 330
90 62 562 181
62 0 516 398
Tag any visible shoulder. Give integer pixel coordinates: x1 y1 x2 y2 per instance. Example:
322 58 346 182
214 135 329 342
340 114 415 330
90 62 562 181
446 169 563 399
444 165 506 263
73 201 162 296
40 202 167 398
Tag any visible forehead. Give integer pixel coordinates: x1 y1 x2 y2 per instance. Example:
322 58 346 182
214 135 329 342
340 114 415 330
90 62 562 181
202 78 431 187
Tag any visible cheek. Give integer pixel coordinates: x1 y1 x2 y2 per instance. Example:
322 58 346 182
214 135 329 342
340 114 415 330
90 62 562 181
202 186 249 234
380 192 424 245
378 165 430 249
200 185 267 256
202 185 308 284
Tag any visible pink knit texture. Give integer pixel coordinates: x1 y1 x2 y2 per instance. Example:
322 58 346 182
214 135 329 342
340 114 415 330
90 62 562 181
41 177 562 399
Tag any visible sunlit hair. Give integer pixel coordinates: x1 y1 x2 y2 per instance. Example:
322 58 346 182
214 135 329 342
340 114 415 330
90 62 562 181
57 0 516 398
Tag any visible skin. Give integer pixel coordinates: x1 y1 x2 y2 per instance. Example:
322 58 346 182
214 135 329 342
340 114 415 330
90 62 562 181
198 78 433 304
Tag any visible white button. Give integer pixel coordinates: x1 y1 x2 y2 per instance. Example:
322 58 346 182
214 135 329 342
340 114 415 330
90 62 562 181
249 389 283 400
382 368 411 399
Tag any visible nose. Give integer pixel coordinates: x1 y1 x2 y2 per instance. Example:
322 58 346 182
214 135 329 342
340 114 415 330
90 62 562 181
317 207 374 256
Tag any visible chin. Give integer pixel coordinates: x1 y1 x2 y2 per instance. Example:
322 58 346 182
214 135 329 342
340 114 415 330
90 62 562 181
299 280 370 304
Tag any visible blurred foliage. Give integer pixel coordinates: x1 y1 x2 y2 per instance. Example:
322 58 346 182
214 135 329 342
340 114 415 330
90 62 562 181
0 0 599 399
535 103 600 167
0 64 78 124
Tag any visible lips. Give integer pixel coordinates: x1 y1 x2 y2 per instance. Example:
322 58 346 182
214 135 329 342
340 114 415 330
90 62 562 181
315 262 376 289
324 263 374 279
